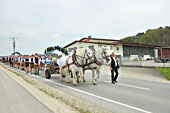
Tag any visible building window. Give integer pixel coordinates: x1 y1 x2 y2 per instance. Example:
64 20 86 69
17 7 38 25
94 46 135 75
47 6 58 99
74 47 77 49
88 45 94 50
110 46 113 50
117 47 119 51
68 48 74 52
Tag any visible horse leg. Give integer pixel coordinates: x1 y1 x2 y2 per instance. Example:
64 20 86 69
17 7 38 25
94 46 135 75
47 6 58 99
66 71 70 83
79 68 84 83
59 68 64 82
83 69 86 82
76 72 80 83
60 74 64 82
95 69 100 82
92 70 96 85
72 70 77 86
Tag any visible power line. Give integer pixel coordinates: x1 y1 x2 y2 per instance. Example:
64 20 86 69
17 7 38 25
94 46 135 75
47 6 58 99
10 37 18 56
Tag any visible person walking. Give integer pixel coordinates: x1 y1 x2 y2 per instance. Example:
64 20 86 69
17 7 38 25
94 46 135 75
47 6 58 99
29 55 34 74
24 55 30 73
9 56 12 67
34 53 40 75
109 52 120 84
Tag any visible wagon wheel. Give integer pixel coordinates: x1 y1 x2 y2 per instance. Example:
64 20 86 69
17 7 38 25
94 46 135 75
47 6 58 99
45 69 51 79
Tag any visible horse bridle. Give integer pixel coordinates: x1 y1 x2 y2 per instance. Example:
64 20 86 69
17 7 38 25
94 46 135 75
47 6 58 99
101 49 109 59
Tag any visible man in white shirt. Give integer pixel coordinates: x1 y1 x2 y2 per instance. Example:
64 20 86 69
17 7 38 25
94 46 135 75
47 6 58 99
34 53 40 75
109 52 120 84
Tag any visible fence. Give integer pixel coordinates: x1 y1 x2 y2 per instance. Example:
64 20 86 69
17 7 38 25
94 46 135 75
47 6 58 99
119 57 170 67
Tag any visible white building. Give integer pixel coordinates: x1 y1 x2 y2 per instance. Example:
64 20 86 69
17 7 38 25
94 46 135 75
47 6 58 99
64 36 123 56
64 36 161 59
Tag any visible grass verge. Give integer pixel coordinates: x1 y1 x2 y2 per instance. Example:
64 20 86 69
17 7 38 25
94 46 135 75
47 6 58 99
157 67 170 81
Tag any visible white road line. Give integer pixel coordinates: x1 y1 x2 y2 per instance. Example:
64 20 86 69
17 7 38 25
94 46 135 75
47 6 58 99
29 75 152 113
120 76 170 84
104 81 150 90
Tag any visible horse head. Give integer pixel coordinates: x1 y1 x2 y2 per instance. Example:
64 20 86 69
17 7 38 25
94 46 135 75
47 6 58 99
84 47 93 60
95 48 110 64
101 48 110 63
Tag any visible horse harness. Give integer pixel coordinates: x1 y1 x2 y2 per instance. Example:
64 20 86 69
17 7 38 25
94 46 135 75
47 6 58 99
83 49 109 70
62 49 92 69
94 48 109 66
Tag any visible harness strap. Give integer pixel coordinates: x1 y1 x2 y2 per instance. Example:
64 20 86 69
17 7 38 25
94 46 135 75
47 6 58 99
82 61 94 68
62 49 92 68
94 55 103 66
62 56 74 69
73 52 84 67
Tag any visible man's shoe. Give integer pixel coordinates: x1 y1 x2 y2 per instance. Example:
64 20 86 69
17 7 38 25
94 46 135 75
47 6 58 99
114 81 118 83
112 81 115 84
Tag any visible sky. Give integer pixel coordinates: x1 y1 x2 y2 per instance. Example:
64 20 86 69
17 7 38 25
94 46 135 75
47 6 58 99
0 0 170 56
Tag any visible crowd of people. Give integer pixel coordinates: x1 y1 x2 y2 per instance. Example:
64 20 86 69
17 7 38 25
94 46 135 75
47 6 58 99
1 53 45 75
1 51 120 84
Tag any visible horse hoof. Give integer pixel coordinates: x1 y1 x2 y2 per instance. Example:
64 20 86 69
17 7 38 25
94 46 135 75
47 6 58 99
83 80 86 82
73 83 77 86
93 83 96 85
60 79 64 82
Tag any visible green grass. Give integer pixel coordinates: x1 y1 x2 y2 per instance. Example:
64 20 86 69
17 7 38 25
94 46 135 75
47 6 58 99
157 67 170 81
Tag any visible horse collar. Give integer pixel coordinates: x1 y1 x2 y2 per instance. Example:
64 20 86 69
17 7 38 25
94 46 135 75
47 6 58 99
94 55 103 66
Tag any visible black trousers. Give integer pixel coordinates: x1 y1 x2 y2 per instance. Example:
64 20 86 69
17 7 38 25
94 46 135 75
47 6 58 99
111 68 119 82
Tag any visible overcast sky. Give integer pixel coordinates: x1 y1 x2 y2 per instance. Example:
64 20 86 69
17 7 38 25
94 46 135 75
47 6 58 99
0 0 170 56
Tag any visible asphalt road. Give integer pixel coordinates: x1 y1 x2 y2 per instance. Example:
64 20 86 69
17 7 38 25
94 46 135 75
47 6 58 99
4 65 170 113
0 67 53 113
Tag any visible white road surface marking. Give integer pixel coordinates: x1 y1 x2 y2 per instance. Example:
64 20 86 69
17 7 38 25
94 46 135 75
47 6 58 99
104 81 150 90
120 76 170 84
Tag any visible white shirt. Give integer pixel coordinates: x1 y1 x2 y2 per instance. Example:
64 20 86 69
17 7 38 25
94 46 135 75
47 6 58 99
109 56 117 66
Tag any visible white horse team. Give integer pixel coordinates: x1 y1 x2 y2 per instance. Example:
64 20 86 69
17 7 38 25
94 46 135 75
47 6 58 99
58 47 111 86
59 47 93 86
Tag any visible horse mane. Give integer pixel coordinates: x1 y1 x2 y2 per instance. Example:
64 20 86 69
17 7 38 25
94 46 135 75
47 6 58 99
96 48 104 56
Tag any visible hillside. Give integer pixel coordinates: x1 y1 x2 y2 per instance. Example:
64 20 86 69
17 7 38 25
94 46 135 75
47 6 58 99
122 26 170 46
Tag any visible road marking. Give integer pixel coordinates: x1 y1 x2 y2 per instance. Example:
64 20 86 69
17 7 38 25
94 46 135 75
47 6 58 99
120 76 170 84
104 81 150 90
29 75 152 113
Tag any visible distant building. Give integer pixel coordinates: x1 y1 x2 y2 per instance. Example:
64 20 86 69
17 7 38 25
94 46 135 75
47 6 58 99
64 36 161 59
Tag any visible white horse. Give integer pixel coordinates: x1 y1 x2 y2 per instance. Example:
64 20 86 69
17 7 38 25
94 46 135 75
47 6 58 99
58 47 93 86
83 48 110 85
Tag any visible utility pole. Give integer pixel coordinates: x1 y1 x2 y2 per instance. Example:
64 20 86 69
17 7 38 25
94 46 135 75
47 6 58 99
10 37 18 56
